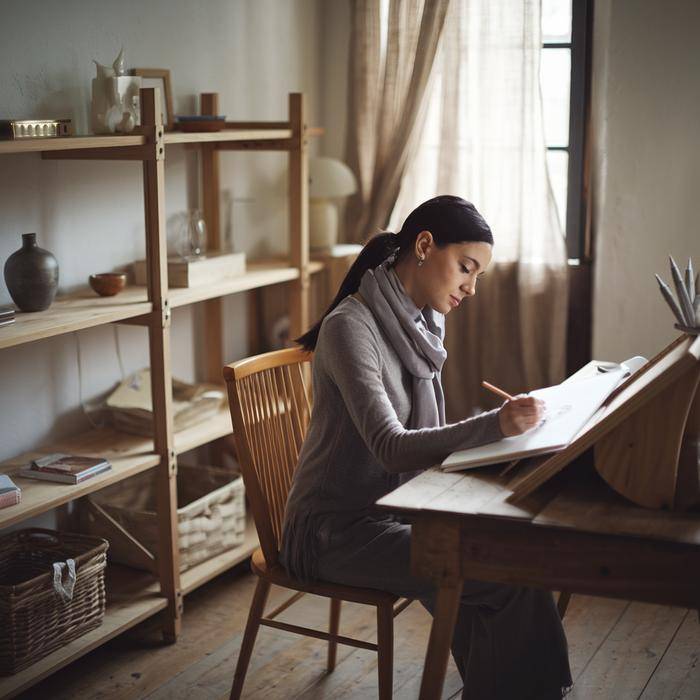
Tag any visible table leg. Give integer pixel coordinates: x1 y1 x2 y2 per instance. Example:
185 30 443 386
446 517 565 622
419 582 462 700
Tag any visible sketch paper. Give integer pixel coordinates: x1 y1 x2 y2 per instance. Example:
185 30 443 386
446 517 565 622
441 368 628 472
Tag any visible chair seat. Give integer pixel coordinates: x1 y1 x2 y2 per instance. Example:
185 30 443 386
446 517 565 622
251 548 400 607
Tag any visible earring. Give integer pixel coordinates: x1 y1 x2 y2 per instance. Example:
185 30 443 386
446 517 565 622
417 256 425 267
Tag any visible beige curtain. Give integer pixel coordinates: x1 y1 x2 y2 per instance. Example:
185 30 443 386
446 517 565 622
344 0 450 243
390 0 569 419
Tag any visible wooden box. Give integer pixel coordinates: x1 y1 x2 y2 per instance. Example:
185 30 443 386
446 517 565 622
133 251 246 288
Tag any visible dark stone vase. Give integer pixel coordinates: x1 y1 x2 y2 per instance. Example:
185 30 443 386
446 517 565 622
3 233 59 312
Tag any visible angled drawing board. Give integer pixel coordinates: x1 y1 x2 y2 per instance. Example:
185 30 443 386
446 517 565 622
506 333 700 509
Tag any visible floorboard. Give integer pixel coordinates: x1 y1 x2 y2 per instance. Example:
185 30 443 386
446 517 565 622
567 602 687 699
15 567 700 700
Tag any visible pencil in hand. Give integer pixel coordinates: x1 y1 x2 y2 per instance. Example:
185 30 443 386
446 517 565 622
481 380 515 401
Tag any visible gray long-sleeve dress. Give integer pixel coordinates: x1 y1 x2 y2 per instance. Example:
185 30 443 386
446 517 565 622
281 294 572 699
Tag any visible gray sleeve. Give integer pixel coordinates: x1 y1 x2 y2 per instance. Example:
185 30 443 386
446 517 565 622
321 312 503 473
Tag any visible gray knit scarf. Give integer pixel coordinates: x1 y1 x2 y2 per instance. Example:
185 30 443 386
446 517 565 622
358 259 447 430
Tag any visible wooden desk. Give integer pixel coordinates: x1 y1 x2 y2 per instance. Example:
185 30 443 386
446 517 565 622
376 461 700 700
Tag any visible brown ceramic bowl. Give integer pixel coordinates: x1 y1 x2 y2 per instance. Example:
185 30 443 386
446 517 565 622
89 272 127 297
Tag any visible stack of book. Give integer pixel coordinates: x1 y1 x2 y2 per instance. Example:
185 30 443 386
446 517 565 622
0 306 15 328
19 454 112 484
0 474 21 508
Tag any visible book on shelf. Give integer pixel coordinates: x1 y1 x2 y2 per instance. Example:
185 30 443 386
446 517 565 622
0 305 15 328
441 356 647 473
18 454 112 484
132 251 246 288
0 474 21 508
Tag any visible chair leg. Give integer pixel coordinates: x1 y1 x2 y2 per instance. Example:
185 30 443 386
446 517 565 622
230 577 271 700
327 598 342 672
557 591 572 619
376 602 394 700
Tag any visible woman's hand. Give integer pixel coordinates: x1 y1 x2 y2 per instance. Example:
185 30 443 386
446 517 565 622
498 395 545 437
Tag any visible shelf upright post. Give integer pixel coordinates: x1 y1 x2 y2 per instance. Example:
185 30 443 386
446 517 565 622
140 86 182 642
200 93 225 385
288 93 310 339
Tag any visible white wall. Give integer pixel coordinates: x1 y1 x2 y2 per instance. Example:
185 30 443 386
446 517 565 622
591 0 700 362
0 0 323 463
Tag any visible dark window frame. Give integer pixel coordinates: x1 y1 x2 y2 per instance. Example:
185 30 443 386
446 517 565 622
543 0 594 261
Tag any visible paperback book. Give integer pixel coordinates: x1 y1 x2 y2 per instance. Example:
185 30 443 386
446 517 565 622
0 305 15 328
0 474 21 508
19 453 112 484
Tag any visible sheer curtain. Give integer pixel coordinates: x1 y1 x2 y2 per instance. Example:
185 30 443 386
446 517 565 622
343 0 450 244
390 0 569 419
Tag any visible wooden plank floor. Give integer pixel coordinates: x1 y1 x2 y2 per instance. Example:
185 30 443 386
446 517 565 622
16 566 700 699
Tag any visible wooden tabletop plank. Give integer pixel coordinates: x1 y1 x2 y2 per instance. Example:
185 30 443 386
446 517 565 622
379 463 700 548
475 472 561 520
534 473 700 546
375 467 463 512
378 466 555 522
422 469 506 514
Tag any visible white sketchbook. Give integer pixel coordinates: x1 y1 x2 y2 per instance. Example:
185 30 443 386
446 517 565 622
441 358 646 472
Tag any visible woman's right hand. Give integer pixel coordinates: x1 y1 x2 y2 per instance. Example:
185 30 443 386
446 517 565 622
498 395 545 437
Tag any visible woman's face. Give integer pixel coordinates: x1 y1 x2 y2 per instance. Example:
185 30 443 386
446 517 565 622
417 236 493 314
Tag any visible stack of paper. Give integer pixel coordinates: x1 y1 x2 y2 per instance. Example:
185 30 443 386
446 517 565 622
106 368 225 437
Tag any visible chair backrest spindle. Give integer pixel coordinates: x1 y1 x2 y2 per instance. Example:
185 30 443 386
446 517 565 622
224 347 313 567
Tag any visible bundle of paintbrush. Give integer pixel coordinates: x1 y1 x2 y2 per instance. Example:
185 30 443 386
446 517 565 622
655 256 700 334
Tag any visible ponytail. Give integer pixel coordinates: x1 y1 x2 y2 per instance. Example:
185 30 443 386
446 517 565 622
295 232 398 351
295 195 494 351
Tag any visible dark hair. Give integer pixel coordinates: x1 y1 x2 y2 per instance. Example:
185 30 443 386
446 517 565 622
296 195 493 350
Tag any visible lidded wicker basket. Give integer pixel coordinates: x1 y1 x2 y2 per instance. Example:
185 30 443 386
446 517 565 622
0 528 108 675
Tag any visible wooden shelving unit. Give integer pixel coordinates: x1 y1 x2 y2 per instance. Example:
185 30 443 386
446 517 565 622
0 88 310 697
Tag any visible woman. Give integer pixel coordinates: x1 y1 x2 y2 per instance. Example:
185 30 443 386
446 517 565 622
281 195 572 699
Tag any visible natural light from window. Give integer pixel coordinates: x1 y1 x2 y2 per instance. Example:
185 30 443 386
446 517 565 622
541 0 573 232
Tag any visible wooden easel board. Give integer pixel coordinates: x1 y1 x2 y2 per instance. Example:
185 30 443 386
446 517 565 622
506 334 700 503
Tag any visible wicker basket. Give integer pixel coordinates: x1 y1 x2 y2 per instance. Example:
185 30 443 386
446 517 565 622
0 528 108 675
82 464 246 573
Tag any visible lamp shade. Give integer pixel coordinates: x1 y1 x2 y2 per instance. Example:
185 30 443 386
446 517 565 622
309 157 357 199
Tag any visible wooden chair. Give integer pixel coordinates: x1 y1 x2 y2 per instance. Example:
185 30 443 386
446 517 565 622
224 347 412 700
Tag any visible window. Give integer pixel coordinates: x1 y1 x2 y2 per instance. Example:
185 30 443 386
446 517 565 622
541 0 592 260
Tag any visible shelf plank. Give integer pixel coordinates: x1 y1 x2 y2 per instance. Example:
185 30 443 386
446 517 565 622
0 287 151 350
0 566 166 699
164 129 292 145
180 514 259 594
174 405 232 454
0 260 323 349
168 261 307 307
0 430 160 529
0 404 236 529
0 135 145 155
